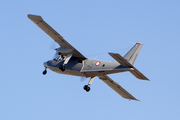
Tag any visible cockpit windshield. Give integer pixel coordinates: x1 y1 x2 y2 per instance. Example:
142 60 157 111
53 53 65 61
54 53 59 59
53 53 61 61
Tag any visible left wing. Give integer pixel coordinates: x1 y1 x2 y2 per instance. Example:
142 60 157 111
28 14 86 59
98 75 139 101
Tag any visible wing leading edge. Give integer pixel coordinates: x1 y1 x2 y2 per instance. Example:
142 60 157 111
28 14 86 59
98 75 139 101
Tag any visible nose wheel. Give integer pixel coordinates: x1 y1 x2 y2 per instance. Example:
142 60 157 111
83 85 90 92
42 68 47 75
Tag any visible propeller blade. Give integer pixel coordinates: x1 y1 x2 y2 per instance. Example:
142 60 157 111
49 42 59 59
50 42 58 50
53 52 59 59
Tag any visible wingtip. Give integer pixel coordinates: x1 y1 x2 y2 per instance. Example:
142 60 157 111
27 14 35 19
27 14 43 21
128 98 141 102
133 98 141 101
140 78 150 81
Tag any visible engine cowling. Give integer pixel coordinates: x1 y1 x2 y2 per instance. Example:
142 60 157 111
55 47 73 55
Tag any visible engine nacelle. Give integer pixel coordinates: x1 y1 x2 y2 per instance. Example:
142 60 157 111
55 47 73 55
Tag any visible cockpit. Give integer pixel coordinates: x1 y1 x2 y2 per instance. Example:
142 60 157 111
53 53 64 61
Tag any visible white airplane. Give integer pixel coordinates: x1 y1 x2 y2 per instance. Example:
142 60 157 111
28 14 149 101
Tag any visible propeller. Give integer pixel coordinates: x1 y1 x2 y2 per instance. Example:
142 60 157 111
50 41 58 50
53 52 59 59
50 42 59 59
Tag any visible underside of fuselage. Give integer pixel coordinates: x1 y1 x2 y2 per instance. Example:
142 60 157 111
43 57 132 77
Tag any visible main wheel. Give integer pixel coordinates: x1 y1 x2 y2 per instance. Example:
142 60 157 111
86 86 90 92
83 85 90 92
83 85 88 90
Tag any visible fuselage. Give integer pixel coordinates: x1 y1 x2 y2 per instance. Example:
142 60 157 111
44 57 131 78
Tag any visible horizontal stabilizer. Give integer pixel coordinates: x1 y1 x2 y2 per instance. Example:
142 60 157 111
109 53 149 80
109 53 133 67
130 67 149 80
98 75 139 101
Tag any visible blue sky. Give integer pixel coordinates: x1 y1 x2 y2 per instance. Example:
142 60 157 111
1 0 180 120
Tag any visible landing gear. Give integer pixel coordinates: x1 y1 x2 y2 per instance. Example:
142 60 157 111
83 77 95 92
83 85 90 92
58 54 72 72
43 69 47 75
59 65 66 71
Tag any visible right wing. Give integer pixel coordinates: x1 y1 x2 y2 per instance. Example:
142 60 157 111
98 75 139 101
28 14 86 59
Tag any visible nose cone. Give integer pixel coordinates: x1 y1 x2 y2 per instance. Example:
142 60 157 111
44 60 60 68
43 62 48 68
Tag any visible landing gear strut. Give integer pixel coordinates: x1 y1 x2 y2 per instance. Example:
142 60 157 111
83 77 95 92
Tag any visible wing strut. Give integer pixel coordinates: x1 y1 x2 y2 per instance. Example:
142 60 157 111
83 77 96 92
63 54 72 65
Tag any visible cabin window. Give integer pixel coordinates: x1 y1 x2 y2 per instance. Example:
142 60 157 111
77 59 83 63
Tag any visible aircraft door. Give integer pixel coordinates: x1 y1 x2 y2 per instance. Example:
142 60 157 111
82 59 97 71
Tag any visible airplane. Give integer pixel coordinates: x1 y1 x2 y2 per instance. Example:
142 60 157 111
28 14 149 101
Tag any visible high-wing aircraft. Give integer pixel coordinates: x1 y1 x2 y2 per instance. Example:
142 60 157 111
28 14 149 101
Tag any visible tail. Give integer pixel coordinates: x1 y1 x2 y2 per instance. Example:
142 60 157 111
123 42 143 65
108 42 149 80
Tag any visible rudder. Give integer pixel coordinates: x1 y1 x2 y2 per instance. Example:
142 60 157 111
123 42 143 65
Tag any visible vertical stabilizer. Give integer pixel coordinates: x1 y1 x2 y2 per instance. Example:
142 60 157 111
123 42 143 65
